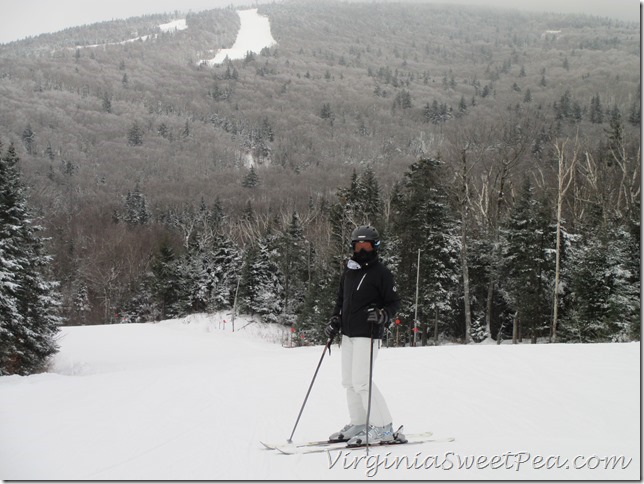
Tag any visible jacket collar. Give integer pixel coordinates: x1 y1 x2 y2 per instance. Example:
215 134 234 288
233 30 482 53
347 252 378 270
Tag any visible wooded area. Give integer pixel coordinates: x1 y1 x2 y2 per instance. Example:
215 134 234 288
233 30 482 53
0 1 639 353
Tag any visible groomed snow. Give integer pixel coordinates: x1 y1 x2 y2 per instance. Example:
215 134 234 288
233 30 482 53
159 19 187 33
72 8 275 64
0 313 639 480
77 18 187 49
200 8 277 66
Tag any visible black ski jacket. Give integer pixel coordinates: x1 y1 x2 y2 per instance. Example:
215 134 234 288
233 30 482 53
333 255 400 339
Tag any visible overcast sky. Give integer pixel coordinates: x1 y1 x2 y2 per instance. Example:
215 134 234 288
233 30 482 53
0 0 640 45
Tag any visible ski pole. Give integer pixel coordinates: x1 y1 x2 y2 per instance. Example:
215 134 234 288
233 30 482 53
287 336 333 443
364 329 375 453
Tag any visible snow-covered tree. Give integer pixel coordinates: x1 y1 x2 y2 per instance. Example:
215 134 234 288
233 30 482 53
127 121 144 146
277 212 309 317
72 279 91 324
296 258 337 345
182 240 213 313
242 166 260 188
559 226 639 342
329 167 384 254
0 142 62 375
150 241 184 320
209 235 242 311
122 183 150 226
238 238 284 324
499 177 555 343
390 157 461 343
21 124 36 155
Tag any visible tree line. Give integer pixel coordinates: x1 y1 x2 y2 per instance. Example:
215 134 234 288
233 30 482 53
70 104 642 347
0 102 639 375
0 1 640 375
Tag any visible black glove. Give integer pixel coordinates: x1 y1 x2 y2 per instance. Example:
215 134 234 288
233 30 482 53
324 315 341 339
367 308 389 326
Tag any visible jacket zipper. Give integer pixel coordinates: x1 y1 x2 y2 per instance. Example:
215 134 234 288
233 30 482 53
356 273 367 291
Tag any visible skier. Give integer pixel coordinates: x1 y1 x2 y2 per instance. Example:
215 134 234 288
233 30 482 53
324 225 401 446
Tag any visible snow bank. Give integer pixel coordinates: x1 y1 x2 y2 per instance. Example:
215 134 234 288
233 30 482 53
0 314 639 480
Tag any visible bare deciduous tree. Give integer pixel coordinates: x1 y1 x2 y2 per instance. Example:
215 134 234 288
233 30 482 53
551 137 580 342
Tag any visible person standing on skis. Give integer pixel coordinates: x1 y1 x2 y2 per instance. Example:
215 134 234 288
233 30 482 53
324 225 401 446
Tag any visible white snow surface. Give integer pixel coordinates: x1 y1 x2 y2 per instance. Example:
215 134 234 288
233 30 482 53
159 19 187 33
200 8 277 66
73 8 275 63
78 18 187 49
0 313 639 480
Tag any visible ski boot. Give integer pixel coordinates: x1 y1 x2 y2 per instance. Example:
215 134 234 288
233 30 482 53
346 423 395 447
329 423 365 442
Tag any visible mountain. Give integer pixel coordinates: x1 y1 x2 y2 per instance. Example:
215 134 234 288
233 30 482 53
0 0 639 328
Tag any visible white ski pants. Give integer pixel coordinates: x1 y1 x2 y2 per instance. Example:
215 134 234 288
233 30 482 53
341 335 392 427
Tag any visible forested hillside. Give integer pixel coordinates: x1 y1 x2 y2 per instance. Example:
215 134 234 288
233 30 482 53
0 1 639 345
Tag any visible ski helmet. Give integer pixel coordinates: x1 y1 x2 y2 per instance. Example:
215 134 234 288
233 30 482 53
350 225 380 249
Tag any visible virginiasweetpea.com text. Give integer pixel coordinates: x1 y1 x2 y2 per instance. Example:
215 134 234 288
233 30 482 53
327 449 634 478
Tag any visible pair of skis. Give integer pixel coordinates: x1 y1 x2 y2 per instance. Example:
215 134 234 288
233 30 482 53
261 429 454 455
277 338 454 456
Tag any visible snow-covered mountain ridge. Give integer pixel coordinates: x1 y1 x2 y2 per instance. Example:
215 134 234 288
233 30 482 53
76 8 276 65
0 314 639 480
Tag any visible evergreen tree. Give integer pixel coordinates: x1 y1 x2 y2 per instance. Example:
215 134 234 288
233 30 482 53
605 105 624 153
390 157 461 343
560 227 639 342
150 241 183 320
457 96 468 116
208 197 225 232
260 117 275 142
157 122 170 140
182 240 212 313
589 94 604 124
359 166 384 225
393 89 412 109
121 277 157 323
320 103 335 123
329 167 384 254
102 93 112 113
127 121 144 146
242 166 260 188
499 178 554 343
122 183 150 226
554 90 573 120
72 279 91 324
0 143 62 375
238 238 284 323
467 236 511 340
21 124 35 155
295 256 337 345
209 235 242 310
278 212 309 317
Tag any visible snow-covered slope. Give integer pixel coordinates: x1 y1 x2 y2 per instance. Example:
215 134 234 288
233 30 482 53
0 314 639 480
199 8 277 65
78 19 187 49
